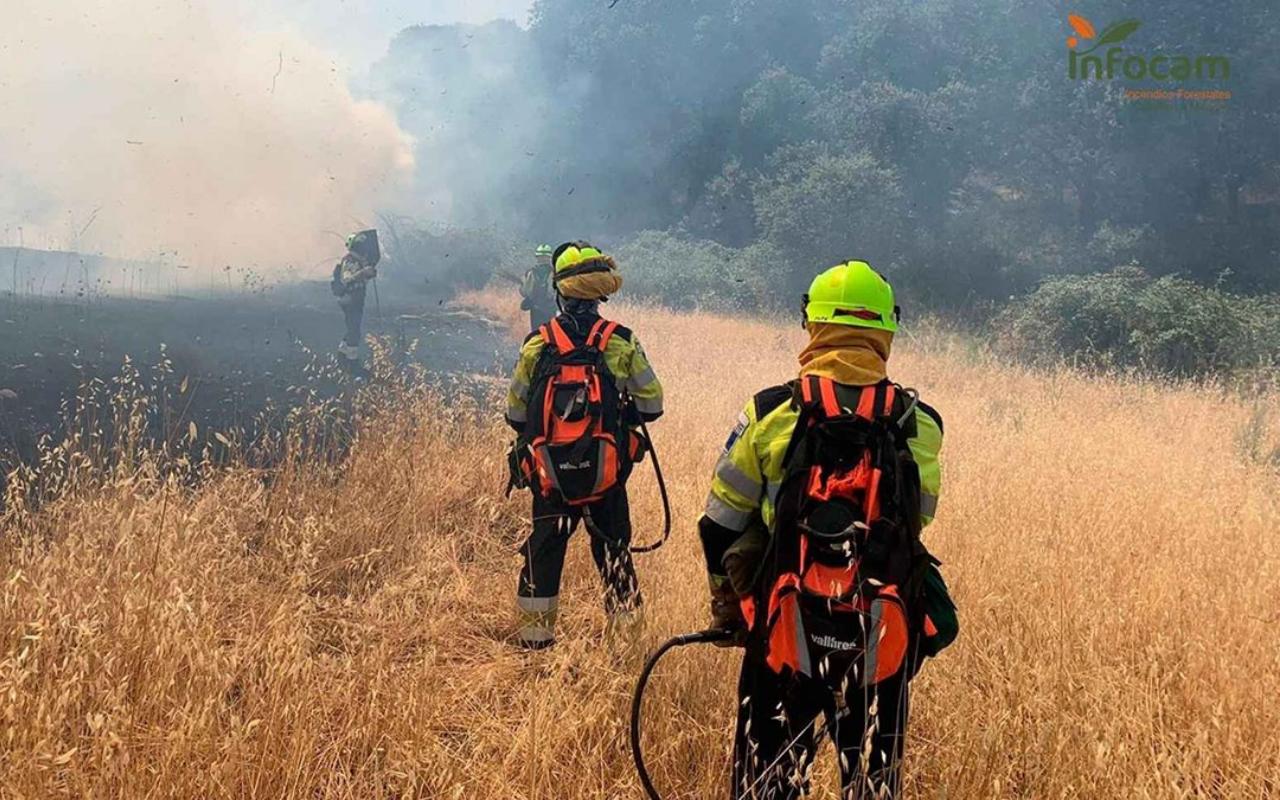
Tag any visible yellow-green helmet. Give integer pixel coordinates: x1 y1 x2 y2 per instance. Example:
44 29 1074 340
804 260 899 332
552 241 611 280
345 229 381 265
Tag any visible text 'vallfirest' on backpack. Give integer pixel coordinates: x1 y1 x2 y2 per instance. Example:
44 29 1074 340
741 376 951 688
510 317 639 506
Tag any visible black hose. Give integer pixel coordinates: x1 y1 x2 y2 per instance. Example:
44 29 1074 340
628 415 671 554
631 628 733 800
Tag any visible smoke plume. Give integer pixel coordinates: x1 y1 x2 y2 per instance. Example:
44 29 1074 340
0 1 415 271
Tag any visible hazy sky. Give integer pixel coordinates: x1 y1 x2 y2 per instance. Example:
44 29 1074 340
0 0 534 267
252 0 535 68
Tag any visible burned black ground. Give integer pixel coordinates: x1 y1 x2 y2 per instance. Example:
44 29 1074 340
0 282 510 503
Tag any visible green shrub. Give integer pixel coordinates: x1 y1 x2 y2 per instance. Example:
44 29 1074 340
612 230 784 311
995 266 1280 377
751 144 904 285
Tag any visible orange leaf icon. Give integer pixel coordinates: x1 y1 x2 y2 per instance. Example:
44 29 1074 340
1068 14 1097 39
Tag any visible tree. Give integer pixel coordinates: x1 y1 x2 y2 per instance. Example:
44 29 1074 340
752 144 905 291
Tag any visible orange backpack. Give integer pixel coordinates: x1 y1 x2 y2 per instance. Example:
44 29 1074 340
743 377 930 686
514 317 631 505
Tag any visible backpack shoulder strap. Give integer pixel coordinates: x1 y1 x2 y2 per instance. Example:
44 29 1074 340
798 375 841 418
586 318 620 353
753 383 793 420
780 378 826 472
797 377 901 421
610 323 634 343
861 381 897 421
541 318 575 355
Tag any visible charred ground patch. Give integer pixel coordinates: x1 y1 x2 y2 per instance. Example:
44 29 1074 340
0 284 509 505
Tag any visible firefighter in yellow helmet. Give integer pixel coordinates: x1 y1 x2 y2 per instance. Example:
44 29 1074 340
519 244 557 332
505 241 664 649
697 261 956 798
330 230 380 368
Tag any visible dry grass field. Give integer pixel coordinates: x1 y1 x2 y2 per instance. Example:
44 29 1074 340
2 288 1278 798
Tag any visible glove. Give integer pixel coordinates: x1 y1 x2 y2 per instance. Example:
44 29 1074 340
709 575 748 648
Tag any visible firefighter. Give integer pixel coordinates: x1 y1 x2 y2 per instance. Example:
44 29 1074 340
519 244 557 332
505 241 664 649
697 261 952 798
331 229 380 368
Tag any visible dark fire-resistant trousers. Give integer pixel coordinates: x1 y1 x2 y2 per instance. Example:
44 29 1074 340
340 290 366 349
732 655 910 799
516 488 640 648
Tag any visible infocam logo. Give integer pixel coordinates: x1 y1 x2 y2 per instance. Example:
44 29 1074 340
1065 14 1231 83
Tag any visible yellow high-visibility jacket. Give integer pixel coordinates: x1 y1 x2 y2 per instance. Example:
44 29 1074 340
505 315 663 429
699 380 942 586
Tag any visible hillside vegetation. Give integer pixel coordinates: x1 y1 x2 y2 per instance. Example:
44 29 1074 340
370 0 1280 309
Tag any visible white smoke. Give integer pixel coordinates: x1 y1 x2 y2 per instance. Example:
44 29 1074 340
255 0 533 68
0 0 416 272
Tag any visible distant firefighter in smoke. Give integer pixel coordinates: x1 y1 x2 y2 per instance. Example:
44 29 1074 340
331 229 380 368
520 244 557 332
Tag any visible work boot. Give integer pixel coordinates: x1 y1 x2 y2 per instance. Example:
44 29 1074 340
516 595 558 650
